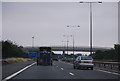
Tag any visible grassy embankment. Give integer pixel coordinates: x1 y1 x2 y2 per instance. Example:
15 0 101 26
2 58 33 65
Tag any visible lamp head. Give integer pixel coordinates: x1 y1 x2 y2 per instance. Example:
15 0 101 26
67 25 69 27
79 1 83 3
98 1 102 3
78 25 80 27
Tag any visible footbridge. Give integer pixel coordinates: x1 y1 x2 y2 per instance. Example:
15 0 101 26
23 46 112 52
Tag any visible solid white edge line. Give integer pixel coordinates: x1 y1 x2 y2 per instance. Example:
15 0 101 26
69 72 74 76
2 62 36 81
95 69 120 76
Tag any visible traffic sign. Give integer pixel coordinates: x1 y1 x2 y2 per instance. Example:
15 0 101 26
28 52 37 58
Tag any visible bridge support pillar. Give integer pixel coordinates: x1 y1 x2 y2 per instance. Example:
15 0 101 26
63 51 65 54
62 51 65 58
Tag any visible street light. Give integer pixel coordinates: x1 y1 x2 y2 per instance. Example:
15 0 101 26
61 41 67 59
79 1 102 55
63 35 72 55
32 36 34 51
67 25 80 55
79 1 102 3
67 25 80 27
62 41 66 45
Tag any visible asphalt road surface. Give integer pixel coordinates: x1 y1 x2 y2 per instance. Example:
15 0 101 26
2 61 120 81
2 61 35 79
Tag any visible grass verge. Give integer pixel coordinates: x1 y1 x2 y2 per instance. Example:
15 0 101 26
2 57 33 65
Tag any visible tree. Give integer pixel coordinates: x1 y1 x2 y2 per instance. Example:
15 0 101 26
114 44 120 62
2 40 27 58
89 45 118 61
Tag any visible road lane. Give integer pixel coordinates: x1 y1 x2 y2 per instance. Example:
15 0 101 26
5 61 119 80
13 63 73 79
56 61 119 79
3 62 36 81
2 61 35 79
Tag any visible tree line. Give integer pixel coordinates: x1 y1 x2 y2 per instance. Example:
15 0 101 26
89 44 120 61
2 40 27 59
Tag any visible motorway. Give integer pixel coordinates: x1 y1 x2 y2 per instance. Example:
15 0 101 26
2 61 35 79
2 61 120 81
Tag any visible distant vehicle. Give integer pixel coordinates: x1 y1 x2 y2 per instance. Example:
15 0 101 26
37 47 53 66
73 56 94 70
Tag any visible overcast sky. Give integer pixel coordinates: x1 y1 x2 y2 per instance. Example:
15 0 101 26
2 2 118 49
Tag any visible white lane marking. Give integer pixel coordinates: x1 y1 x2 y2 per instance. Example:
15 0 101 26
69 72 74 76
59 61 73 65
61 68 64 70
66 62 73 65
56 66 58 67
95 69 120 76
61 61 120 76
2 62 36 81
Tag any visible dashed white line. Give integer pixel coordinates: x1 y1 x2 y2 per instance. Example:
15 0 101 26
60 61 120 76
61 68 64 70
2 62 36 81
56 66 58 67
59 61 73 65
67 63 73 65
69 72 74 76
61 61 120 76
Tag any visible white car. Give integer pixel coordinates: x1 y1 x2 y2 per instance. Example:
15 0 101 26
73 56 94 70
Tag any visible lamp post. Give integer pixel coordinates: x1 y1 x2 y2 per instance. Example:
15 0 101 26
67 25 80 55
61 41 67 59
79 1 102 55
61 41 66 50
32 36 34 51
63 35 72 55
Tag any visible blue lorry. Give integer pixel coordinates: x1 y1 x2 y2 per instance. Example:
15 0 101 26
37 47 53 66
